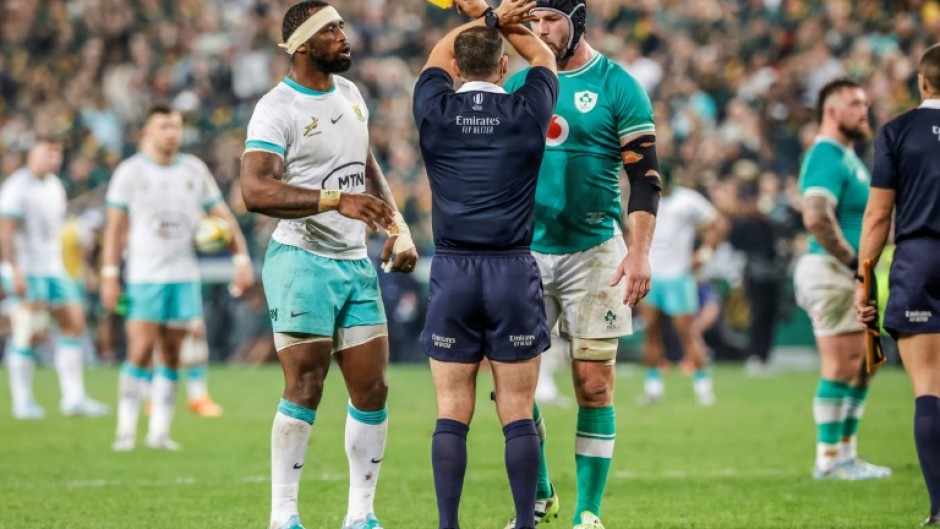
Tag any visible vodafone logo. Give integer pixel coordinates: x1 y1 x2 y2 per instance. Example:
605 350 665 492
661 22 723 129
546 114 569 146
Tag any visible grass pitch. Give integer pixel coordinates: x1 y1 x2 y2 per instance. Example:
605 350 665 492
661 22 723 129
0 364 927 528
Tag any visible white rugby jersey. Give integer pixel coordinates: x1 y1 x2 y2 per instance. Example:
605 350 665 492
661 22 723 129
106 153 223 283
244 75 371 260
648 186 717 277
0 168 67 275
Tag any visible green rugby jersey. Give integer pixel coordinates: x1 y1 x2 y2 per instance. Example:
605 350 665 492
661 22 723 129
797 136 871 256
505 52 655 254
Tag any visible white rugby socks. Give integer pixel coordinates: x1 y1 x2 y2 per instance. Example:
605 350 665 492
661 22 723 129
344 402 388 523
271 399 316 528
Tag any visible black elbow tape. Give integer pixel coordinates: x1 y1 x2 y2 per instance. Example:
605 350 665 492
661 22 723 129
622 135 663 215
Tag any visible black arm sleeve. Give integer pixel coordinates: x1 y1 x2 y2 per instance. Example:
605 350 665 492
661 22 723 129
622 134 662 215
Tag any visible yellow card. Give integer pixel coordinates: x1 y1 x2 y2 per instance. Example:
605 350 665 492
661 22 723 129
427 0 454 8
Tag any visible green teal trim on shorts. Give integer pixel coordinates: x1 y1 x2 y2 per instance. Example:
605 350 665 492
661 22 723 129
56 336 83 348
283 76 336 96
186 366 207 379
202 196 223 211
11 346 35 358
106 200 128 211
244 140 286 155
347 401 388 425
0 210 23 219
122 362 154 381
278 398 317 425
155 366 179 381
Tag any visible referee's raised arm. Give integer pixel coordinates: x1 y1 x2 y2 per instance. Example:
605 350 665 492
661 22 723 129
423 0 556 76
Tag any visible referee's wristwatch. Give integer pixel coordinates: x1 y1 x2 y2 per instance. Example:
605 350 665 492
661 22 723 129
483 7 500 28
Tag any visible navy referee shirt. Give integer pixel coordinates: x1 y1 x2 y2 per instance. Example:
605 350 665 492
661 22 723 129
872 100 940 242
413 66 558 249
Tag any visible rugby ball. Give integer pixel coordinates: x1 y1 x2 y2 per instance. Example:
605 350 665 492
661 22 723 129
194 216 233 254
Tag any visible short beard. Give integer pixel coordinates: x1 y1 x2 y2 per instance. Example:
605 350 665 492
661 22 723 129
311 51 351 73
839 122 871 141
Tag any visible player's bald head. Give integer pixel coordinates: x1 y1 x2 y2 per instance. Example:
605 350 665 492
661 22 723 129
919 44 940 95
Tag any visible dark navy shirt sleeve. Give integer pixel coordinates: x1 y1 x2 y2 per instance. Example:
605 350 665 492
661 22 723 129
413 68 454 127
512 67 559 130
871 126 898 190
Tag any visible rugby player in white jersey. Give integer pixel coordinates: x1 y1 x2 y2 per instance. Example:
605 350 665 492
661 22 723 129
0 137 109 419
637 168 723 406
101 103 254 451
239 2 418 529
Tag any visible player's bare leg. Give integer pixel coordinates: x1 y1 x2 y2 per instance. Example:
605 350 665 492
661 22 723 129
672 313 714 405
113 321 159 450
145 325 187 450
50 303 108 416
270 339 332 529
638 302 665 403
335 334 390 529
8 302 46 419
812 333 887 478
571 357 616 526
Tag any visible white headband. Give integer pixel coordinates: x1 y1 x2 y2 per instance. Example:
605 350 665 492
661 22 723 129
278 6 343 55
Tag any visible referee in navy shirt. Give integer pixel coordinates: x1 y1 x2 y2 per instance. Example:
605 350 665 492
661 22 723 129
856 43 940 526
412 0 557 528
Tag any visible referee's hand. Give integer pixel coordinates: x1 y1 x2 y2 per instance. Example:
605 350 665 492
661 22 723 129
611 252 651 308
337 193 395 232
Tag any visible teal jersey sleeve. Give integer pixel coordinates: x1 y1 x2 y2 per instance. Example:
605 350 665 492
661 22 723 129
504 68 530 94
610 66 655 139
799 142 846 205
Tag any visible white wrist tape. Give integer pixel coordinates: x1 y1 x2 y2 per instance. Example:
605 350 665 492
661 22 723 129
232 254 251 267
382 212 415 272
100 265 120 278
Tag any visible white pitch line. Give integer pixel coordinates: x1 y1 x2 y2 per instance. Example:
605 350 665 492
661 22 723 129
614 468 798 480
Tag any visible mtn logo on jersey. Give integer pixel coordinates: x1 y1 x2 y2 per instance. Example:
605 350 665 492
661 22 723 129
546 115 570 147
322 162 367 192
575 91 598 113
149 211 191 240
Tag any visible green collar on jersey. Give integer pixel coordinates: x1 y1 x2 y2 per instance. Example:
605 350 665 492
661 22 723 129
283 76 336 96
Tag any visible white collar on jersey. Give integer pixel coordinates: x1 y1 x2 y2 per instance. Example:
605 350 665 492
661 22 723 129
456 81 506 94
919 99 940 109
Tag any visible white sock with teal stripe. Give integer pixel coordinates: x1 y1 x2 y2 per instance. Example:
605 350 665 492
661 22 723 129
55 336 86 407
574 406 615 522
840 385 869 462
147 366 179 443
272 399 316 527
186 364 208 401
345 401 388 523
116 363 153 440
813 379 850 471
8 347 36 410
644 367 663 398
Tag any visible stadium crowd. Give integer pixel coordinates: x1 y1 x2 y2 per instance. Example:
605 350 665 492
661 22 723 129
1 0 939 363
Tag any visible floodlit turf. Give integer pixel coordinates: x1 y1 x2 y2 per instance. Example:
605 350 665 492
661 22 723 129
0 363 928 529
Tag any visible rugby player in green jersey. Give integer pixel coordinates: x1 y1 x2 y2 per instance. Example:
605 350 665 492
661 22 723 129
795 79 890 481
499 1 661 526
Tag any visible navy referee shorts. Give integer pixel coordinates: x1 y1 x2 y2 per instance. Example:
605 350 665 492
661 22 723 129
420 247 550 363
885 238 940 338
